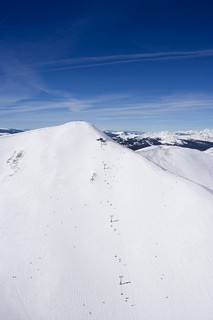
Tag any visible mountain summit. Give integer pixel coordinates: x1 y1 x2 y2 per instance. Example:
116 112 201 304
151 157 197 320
0 121 213 320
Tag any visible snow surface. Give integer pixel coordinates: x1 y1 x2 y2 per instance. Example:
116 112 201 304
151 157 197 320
137 145 213 190
0 121 213 320
205 147 213 156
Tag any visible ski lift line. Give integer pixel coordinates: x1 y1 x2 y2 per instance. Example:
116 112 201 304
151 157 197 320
114 224 138 309
101 153 138 310
112 219 119 223
119 276 131 286
110 215 119 223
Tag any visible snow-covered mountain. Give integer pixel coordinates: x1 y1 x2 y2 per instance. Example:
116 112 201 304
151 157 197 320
137 145 213 190
105 129 213 151
0 122 213 320
1 127 213 151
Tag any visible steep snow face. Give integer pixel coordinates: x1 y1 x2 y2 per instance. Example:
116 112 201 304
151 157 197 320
0 121 213 320
137 145 213 190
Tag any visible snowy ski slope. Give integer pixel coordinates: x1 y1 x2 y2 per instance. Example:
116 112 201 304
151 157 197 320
0 122 213 320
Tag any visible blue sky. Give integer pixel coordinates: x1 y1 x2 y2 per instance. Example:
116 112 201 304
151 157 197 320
0 0 213 131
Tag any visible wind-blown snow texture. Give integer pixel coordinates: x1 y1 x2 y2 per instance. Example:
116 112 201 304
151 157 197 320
0 122 213 320
137 145 213 190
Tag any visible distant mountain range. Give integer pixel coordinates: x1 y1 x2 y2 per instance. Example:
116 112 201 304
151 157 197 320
0 128 24 136
105 129 213 151
1 127 213 151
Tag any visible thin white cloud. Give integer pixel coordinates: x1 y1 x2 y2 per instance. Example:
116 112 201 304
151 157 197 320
0 47 86 108
32 49 213 72
0 93 131 115
0 47 212 122
0 93 212 121
0 47 48 107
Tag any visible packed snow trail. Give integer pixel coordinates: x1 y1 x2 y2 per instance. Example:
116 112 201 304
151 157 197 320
0 122 213 319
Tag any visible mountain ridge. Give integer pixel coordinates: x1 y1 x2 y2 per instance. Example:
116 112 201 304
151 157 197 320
1 125 213 151
105 129 213 151
1 121 213 319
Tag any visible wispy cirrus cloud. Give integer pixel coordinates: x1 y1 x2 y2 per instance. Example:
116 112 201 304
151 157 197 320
0 92 131 115
0 46 79 108
1 92 212 121
0 45 212 128
32 49 213 72
0 47 47 107
82 94 213 120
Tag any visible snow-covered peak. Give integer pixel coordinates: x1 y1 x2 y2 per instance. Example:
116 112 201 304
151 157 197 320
145 129 213 143
0 122 213 319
